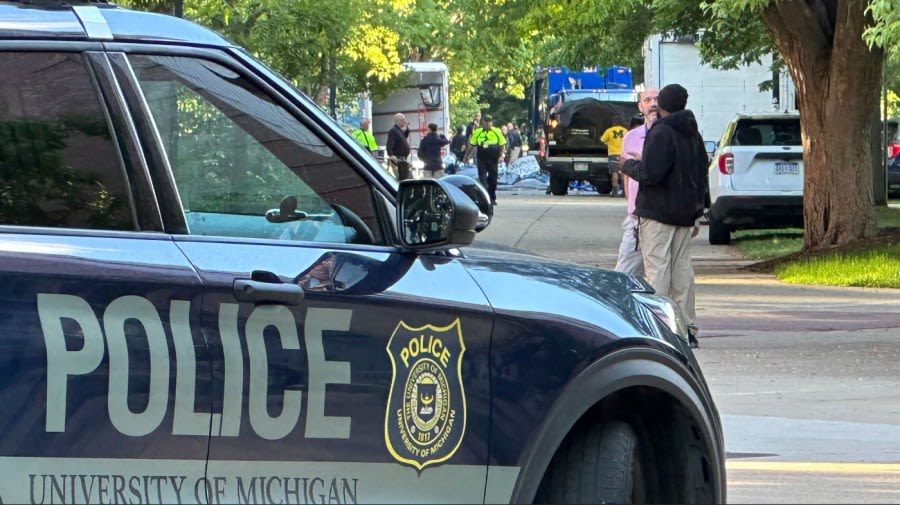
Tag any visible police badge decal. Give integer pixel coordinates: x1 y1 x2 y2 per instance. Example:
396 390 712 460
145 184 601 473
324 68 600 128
385 319 467 471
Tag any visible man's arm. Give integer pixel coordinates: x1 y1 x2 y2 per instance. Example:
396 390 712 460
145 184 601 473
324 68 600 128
621 128 673 185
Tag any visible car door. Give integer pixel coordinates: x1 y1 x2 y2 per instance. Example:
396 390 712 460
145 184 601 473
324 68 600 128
0 49 210 503
118 49 495 504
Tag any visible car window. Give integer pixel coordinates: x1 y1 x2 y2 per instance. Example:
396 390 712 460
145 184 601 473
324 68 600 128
731 118 801 146
0 52 135 230
129 54 383 245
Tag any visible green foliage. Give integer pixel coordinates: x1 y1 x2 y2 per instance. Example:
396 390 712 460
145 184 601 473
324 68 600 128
0 119 125 228
865 0 900 50
775 246 900 288
732 229 804 260
110 0 900 147
732 207 900 288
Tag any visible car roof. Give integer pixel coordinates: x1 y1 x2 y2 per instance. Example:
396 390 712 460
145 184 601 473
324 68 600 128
730 112 800 121
0 0 231 46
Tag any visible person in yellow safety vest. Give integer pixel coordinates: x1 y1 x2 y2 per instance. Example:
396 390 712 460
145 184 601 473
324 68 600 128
351 118 378 154
463 115 506 206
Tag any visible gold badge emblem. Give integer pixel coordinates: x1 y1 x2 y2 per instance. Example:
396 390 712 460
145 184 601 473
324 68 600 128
385 319 467 471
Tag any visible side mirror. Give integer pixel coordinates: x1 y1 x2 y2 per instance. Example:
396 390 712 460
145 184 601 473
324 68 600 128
439 174 493 231
397 179 480 251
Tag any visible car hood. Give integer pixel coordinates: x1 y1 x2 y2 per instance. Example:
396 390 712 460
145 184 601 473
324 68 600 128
458 240 660 339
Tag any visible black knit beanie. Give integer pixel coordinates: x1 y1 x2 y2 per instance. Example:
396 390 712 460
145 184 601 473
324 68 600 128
658 84 688 113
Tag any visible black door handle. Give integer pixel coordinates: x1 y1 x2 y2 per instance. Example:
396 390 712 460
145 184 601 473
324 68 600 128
233 271 305 305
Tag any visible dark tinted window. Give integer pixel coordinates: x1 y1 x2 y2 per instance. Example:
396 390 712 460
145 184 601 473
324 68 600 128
130 55 383 245
0 53 134 230
732 118 801 146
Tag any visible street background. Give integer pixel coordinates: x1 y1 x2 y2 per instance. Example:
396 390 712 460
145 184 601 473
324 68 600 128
475 187 900 504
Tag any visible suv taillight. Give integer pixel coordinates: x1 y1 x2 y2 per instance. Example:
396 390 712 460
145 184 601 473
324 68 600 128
718 152 734 175
890 143 900 158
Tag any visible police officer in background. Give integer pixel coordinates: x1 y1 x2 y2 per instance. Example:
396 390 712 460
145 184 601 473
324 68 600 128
386 113 412 180
463 115 506 206
351 117 378 156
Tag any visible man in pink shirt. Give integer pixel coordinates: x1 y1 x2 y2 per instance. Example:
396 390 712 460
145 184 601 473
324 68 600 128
614 86 701 348
614 87 659 276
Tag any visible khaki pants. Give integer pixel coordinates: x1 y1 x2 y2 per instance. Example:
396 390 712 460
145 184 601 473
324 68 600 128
614 214 644 277
638 217 697 332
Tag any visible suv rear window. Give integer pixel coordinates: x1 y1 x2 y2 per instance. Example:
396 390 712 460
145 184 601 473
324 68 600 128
731 118 801 146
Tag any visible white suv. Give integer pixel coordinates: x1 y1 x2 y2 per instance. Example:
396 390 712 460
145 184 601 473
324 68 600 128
707 112 803 244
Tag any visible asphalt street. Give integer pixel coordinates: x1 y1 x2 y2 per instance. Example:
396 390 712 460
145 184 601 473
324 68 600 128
476 187 900 503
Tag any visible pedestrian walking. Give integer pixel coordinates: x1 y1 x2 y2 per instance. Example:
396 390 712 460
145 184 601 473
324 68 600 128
463 115 506 206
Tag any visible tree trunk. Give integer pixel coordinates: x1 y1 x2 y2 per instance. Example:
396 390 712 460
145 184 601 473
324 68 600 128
762 0 881 251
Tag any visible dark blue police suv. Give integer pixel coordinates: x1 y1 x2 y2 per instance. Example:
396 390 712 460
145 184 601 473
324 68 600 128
0 1 725 503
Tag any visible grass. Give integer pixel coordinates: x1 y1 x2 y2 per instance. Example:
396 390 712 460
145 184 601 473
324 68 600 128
773 245 900 288
731 204 900 288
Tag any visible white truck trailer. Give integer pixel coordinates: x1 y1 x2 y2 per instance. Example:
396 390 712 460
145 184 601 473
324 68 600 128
371 61 450 154
643 33 797 143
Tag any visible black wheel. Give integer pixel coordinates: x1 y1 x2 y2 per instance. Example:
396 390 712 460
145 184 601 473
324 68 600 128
591 177 612 195
549 175 569 195
707 215 730 245
534 421 644 504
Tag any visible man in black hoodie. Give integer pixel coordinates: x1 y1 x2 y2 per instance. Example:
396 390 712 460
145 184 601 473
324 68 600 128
621 83 708 347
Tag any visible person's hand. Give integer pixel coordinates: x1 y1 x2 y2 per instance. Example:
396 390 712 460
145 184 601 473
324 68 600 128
692 221 701 238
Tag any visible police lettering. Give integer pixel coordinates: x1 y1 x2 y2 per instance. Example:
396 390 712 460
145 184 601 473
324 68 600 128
38 294 352 440
398 334 450 368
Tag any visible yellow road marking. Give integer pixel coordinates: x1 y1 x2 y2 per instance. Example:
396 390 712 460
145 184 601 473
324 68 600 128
727 460 900 474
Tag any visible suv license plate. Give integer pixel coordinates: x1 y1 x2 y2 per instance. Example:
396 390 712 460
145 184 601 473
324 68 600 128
574 162 589 172
775 162 799 175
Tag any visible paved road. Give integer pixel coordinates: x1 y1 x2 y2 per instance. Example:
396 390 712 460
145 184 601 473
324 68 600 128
477 188 900 503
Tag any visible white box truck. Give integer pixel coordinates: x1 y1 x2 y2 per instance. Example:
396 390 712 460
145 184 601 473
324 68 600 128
643 33 797 143
371 61 450 155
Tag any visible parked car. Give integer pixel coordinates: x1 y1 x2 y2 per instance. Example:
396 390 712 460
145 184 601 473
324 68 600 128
0 1 725 504
886 119 899 160
889 155 900 198
707 112 804 244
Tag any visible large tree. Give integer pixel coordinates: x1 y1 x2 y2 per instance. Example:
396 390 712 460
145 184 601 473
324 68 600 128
711 0 883 250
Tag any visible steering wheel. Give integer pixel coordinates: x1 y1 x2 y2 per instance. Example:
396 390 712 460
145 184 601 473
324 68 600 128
332 204 376 245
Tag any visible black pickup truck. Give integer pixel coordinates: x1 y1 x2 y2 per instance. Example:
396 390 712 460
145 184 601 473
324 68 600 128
543 96 639 195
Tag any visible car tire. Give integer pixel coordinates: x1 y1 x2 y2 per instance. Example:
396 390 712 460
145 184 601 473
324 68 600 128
591 178 612 195
549 175 569 195
708 215 731 245
534 420 644 504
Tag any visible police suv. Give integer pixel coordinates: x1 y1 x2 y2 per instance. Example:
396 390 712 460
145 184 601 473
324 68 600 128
0 2 725 503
